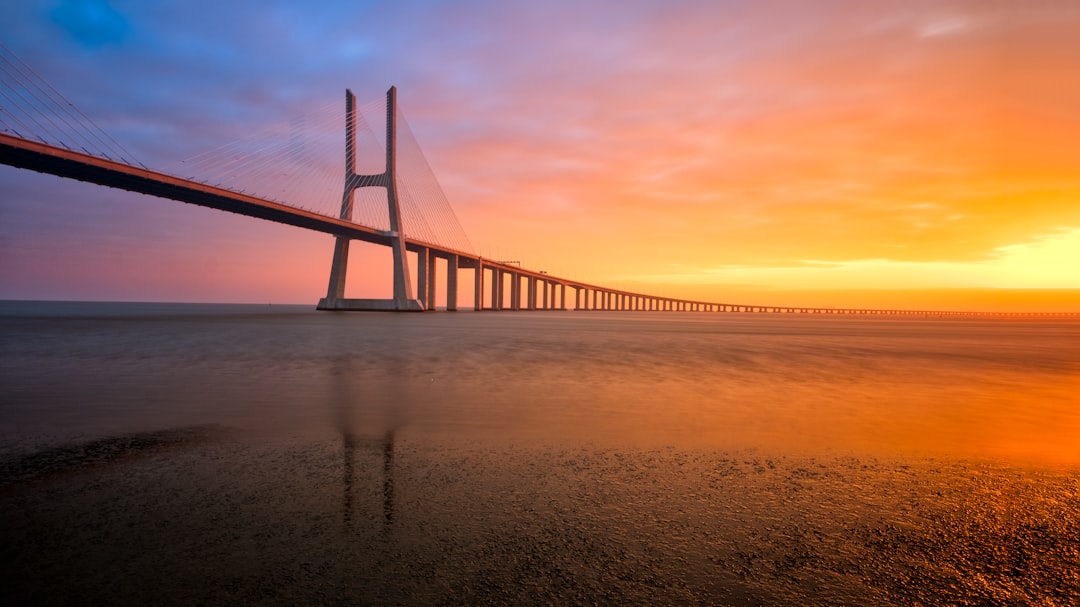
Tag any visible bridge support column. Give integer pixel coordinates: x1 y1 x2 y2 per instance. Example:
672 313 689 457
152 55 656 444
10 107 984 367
416 247 430 309
510 273 521 311
323 237 350 302
318 87 422 311
527 276 537 311
473 260 484 311
426 252 437 310
446 254 458 311
559 284 566 310
492 269 503 310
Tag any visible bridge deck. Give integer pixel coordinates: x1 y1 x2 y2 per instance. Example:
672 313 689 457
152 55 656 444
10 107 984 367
3 133 1075 318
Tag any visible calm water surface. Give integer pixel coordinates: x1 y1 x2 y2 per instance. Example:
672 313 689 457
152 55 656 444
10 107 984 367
1 302 1078 605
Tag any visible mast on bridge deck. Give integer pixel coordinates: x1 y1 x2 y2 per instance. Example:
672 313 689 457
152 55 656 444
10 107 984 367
318 87 423 311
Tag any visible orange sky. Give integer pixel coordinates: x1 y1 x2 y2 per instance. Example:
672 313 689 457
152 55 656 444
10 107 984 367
420 2 1080 311
2 1 1079 311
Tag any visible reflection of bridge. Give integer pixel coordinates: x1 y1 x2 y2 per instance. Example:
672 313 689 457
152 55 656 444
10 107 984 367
0 51 1071 317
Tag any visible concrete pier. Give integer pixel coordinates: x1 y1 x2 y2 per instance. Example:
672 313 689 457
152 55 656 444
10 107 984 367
318 87 423 312
446 254 458 311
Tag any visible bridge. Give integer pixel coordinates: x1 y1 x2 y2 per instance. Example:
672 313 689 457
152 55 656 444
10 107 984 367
0 49 1070 318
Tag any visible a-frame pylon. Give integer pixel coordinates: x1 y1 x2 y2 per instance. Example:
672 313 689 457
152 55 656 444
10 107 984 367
317 87 424 311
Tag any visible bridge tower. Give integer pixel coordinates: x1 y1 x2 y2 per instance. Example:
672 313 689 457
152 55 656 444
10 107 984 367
317 87 424 311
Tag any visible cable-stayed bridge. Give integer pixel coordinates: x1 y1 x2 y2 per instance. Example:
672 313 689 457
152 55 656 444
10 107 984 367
0 48 1069 317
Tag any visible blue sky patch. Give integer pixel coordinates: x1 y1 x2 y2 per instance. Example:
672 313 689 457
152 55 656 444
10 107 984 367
49 0 129 47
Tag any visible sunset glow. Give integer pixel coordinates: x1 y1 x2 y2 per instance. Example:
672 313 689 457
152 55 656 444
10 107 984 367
2 1 1078 311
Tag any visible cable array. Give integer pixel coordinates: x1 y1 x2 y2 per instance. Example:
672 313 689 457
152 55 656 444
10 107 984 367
0 44 141 166
394 106 475 254
1 42 475 256
168 97 359 218
172 90 475 254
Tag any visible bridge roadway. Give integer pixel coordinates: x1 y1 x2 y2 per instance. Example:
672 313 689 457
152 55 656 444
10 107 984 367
3 133 1076 318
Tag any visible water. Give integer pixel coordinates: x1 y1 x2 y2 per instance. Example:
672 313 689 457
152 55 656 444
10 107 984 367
1 302 1078 605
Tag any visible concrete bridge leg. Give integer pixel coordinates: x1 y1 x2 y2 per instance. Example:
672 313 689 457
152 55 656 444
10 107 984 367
426 253 437 310
317 88 422 312
496 270 505 310
416 247 429 309
324 238 350 301
446 254 458 311
473 261 484 311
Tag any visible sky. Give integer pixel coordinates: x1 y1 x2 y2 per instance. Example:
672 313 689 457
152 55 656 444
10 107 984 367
2 0 1079 311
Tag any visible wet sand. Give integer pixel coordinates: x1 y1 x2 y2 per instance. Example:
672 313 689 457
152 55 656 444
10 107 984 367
2 428 1077 606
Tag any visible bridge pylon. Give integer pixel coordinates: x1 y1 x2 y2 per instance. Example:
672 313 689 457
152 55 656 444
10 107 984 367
317 87 424 311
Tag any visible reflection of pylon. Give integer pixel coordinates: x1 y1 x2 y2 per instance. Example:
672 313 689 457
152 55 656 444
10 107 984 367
318 87 424 311
341 431 395 531
381 431 394 526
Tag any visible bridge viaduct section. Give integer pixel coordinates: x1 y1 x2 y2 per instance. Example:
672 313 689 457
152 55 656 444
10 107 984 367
4 130 1070 318
2 99 1073 318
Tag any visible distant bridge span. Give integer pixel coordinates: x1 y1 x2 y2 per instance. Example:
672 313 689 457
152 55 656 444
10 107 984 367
1 95 1075 318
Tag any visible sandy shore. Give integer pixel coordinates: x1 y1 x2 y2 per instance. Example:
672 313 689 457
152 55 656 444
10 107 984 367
2 427 1077 606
